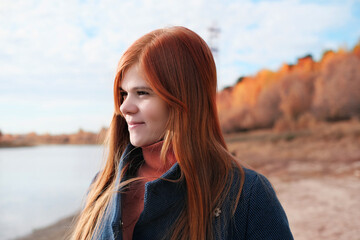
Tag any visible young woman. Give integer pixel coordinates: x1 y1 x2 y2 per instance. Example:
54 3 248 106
72 26 293 240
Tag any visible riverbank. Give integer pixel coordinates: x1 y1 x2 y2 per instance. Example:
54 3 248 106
0 128 107 148
15 120 360 240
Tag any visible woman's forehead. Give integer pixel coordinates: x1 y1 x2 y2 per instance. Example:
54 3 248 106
120 65 151 90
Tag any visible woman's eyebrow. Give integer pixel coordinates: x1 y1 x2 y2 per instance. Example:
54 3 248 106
119 86 154 92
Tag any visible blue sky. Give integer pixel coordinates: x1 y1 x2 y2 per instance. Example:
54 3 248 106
1 0 359 134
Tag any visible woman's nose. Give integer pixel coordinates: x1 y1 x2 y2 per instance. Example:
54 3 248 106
120 96 138 115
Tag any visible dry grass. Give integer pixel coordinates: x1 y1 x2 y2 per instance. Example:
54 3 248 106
226 119 360 180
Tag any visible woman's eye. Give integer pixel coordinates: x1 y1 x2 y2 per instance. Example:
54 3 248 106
137 91 149 96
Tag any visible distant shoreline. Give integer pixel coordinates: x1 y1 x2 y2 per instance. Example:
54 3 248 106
0 128 107 148
0 141 37 148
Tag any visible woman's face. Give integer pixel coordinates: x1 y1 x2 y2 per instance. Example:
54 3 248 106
119 65 169 147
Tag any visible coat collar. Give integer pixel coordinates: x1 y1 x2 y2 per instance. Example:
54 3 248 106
109 144 185 238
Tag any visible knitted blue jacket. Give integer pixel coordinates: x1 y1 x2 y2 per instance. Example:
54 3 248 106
94 144 294 240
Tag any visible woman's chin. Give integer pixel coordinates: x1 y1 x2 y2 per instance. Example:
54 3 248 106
130 139 162 148
130 138 147 147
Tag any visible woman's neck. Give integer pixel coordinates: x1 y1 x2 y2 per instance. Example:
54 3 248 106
138 140 177 179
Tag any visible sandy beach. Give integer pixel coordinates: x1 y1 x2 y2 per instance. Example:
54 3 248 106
15 120 360 240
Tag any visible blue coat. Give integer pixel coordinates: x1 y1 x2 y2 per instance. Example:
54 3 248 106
94 144 294 240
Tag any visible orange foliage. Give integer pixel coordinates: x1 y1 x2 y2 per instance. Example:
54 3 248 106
312 53 360 120
354 42 360 58
218 41 360 133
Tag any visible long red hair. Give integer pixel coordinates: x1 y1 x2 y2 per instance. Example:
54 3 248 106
72 26 244 240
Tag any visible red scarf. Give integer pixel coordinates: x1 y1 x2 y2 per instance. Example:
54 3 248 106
121 141 177 240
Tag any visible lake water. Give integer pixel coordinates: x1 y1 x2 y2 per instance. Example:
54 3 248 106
0 145 104 240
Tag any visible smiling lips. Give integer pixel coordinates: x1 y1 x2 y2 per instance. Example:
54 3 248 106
127 121 145 129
